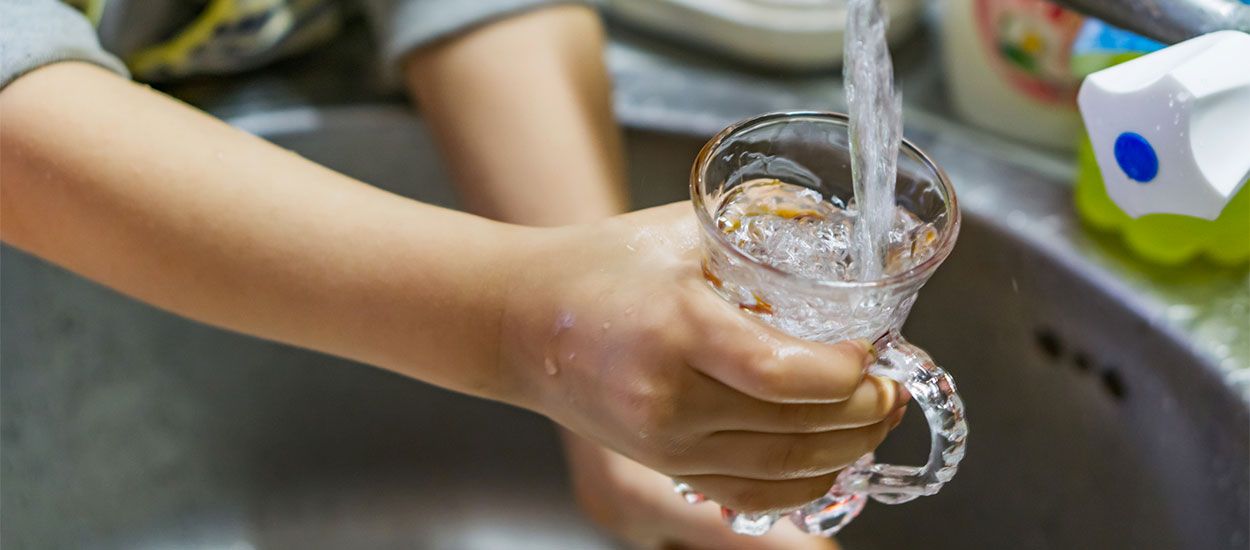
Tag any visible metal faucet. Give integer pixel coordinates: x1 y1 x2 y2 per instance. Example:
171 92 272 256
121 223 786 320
1051 0 1250 44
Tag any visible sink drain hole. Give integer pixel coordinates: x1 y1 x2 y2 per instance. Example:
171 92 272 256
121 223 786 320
1101 369 1127 401
1073 352 1093 373
1034 327 1064 361
1033 325 1126 402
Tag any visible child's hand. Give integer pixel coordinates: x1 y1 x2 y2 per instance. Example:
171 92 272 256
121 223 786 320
0 61 901 515
564 431 842 549
503 203 908 514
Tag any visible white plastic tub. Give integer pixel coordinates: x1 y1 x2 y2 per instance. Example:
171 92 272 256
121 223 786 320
605 0 923 70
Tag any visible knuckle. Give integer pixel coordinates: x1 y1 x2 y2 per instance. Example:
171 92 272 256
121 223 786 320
766 438 805 475
640 309 675 341
638 394 679 436
641 447 679 474
782 403 827 432
630 381 680 435
632 436 680 473
624 383 702 473
685 291 750 341
828 364 864 401
660 331 688 356
746 353 790 398
638 297 684 339
829 348 869 388
673 292 713 332
834 339 872 365
726 483 770 512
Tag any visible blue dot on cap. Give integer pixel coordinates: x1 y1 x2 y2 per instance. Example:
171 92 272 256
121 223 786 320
1114 132 1159 183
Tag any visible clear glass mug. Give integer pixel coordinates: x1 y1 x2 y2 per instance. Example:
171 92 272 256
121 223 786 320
678 112 968 536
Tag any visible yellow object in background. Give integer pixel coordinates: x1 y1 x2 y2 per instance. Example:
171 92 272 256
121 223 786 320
1075 136 1250 267
126 0 340 81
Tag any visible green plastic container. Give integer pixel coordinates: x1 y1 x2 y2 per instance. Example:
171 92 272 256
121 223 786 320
1075 136 1250 266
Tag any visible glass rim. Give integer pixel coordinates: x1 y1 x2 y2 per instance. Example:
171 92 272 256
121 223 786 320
690 111 961 290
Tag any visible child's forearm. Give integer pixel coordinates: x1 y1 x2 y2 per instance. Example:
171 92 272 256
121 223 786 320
402 7 642 514
1 63 904 517
0 62 529 404
403 4 627 226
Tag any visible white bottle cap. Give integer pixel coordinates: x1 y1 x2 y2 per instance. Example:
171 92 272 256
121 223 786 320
1078 31 1250 220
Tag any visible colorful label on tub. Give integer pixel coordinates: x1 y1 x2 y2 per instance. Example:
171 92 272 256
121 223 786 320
1070 18 1164 76
974 0 1085 104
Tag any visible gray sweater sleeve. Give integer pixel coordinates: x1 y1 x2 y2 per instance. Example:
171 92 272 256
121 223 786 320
0 0 129 90
360 0 596 79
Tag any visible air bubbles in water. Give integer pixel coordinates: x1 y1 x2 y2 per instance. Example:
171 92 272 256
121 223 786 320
715 179 938 281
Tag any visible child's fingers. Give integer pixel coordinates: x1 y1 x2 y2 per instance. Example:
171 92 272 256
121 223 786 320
690 373 904 433
676 421 891 480
672 471 841 513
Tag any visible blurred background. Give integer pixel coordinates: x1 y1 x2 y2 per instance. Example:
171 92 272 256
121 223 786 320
3 0 1248 548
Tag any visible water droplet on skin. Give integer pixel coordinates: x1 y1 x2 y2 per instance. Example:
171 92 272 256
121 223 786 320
567 352 577 362
542 312 575 376
625 244 636 252
624 307 636 316
602 321 612 330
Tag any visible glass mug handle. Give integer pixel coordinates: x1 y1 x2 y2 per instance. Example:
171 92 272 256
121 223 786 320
855 330 967 501
787 330 969 536
685 330 968 537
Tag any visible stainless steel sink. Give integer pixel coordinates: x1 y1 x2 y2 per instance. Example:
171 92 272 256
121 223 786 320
4 24 1248 550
